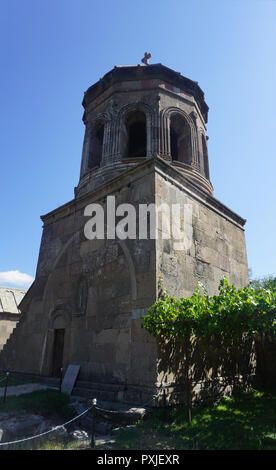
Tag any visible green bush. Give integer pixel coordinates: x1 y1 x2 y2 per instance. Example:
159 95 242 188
142 277 276 341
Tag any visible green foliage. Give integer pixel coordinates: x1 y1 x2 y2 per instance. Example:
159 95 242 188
0 390 74 419
100 390 276 450
250 274 276 292
0 376 36 388
142 277 276 340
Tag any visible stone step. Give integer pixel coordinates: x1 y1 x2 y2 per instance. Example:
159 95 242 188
0 370 60 388
72 386 117 402
74 379 123 392
0 371 155 407
70 398 148 435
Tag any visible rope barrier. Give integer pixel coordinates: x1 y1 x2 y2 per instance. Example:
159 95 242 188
94 405 127 415
0 387 165 447
0 406 92 447
144 391 163 406
93 391 162 415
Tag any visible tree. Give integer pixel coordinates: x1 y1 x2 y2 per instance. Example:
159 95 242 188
142 277 276 421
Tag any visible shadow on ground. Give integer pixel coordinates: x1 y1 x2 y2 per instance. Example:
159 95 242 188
97 390 276 450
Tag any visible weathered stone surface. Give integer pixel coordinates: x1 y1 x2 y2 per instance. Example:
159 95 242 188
71 399 147 435
61 365 80 395
0 413 67 444
70 429 89 440
0 287 26 351
0 62 250 405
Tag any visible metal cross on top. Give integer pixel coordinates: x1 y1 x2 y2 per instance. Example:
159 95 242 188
141 52 152 65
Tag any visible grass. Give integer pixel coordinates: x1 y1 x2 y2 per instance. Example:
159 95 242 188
0 389 74 420
96 390 276 450
0 390 82 450
1 389 276 450
33 437 90 450
4 436 90 451
0 375 36 388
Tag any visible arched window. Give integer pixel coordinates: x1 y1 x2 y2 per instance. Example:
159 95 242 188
170 113 192 164
124 110 147 158
74 276 88 316
201 135 210 180
88 121 105 169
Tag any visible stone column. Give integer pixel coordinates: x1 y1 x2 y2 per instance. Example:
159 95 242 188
159 113 172 162
79 122 92 178
146 114 153 157
108 112 125 164
189 112 200 171
197 130 205 176
101 120 111 167
203 135 210 180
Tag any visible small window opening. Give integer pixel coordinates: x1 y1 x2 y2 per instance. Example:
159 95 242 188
170 114 191 164
125 110 147 158
88 122 104 169
202 135 210 180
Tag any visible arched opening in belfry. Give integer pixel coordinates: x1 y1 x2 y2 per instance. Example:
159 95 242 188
202 135 210 180
170 113 192 164
88 121 105 169
125 110 147 158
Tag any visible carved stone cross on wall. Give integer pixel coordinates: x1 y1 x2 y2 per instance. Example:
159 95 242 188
141 52 152 65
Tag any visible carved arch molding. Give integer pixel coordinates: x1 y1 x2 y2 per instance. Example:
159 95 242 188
84 103 202 170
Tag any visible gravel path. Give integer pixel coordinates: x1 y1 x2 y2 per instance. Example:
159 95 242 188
0 383 57 397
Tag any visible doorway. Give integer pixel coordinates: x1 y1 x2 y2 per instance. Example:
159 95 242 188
52 328 65 377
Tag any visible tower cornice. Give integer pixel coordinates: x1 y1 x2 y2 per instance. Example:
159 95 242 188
83 63 209 123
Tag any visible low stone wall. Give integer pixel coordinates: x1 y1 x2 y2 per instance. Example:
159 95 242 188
254 335 276 391
0 314 18 352
155 334 256 405
0 286 25 352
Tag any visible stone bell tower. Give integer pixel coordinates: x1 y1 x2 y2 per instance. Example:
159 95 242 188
76 61 212 198
0 59 249 403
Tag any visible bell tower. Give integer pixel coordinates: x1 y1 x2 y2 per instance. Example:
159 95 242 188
76 62 213 197
0 59 249 404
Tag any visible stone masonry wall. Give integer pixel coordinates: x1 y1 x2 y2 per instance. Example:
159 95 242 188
0 161 159 401
155 168 249 299
0 158 249 404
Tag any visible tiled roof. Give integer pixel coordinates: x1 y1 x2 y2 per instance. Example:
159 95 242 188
0 286 26 315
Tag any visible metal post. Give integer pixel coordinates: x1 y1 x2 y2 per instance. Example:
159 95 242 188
162 388 166 419
59 367 63 393
162 388 166 407
184 334 192 424
3 372 9 403
90 398 97 449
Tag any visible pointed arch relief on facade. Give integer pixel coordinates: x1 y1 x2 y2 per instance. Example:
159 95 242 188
73 275 88 316
42 230 138 307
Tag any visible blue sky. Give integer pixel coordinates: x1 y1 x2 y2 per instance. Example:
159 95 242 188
0 0 275 288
